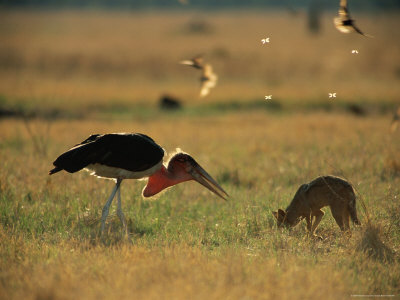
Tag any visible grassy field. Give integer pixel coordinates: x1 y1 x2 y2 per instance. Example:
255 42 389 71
1 9 400 300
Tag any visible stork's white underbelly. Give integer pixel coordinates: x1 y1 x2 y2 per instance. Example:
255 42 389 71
84 160 163 179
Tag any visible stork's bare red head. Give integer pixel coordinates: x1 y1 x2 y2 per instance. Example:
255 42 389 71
143 152 228 200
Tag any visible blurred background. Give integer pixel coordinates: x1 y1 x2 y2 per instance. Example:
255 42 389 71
0 0 399 119
1 3 400 299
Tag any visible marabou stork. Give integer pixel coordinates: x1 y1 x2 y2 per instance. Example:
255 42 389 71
180 55 218 97
334 0 372 37
49 133 228 235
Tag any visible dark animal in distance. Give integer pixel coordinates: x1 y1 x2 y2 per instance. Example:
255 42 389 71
159 94 182 110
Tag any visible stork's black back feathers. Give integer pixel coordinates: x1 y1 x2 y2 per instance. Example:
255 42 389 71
49 133 165 175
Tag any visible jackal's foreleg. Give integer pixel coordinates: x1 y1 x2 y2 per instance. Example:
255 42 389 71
311 210 324 234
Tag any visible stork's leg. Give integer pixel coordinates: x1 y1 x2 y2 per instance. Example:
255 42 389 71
100 180 120 235
116 179 128 236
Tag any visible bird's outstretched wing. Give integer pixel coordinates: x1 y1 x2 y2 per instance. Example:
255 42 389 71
352 23 374 37
338 0 349 19
49 133 165 174
352 23 366 36
179 55 204 69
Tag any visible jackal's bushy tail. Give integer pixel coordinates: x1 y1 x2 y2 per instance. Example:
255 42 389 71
348 190 361 225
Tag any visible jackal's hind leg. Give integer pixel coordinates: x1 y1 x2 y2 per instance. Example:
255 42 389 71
342 208 351 232
331 208 345 231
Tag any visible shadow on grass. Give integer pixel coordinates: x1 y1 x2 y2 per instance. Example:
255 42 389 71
77 214 158 246
356 222 395 263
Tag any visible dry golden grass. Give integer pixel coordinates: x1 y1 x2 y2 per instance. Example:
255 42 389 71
1 236 353 300
1 111 400 299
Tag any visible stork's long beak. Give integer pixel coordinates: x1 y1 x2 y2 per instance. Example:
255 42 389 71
190 163 229 201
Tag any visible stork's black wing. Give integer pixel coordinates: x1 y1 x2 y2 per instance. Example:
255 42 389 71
49 133 165 174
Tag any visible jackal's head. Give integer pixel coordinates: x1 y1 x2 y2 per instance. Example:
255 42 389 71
272 209 288 227
272 209 300 227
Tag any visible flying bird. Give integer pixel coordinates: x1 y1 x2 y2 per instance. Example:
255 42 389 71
49 133 228 235
180 55 218 97
334 0 372 37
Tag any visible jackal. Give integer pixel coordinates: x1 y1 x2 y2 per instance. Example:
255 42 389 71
273 175 361 235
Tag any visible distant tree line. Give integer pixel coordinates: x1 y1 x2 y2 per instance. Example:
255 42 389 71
0 0 399 10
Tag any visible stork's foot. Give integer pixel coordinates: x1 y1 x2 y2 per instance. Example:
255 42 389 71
98 221 109 239
99 220 107 237
123 232 132 244
117 209 130 238
121 223 132 243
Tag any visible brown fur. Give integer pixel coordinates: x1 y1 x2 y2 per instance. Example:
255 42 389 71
273 175 360 236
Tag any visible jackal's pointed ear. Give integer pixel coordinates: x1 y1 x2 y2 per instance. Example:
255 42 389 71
272 211 278 219
278 209 286 217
